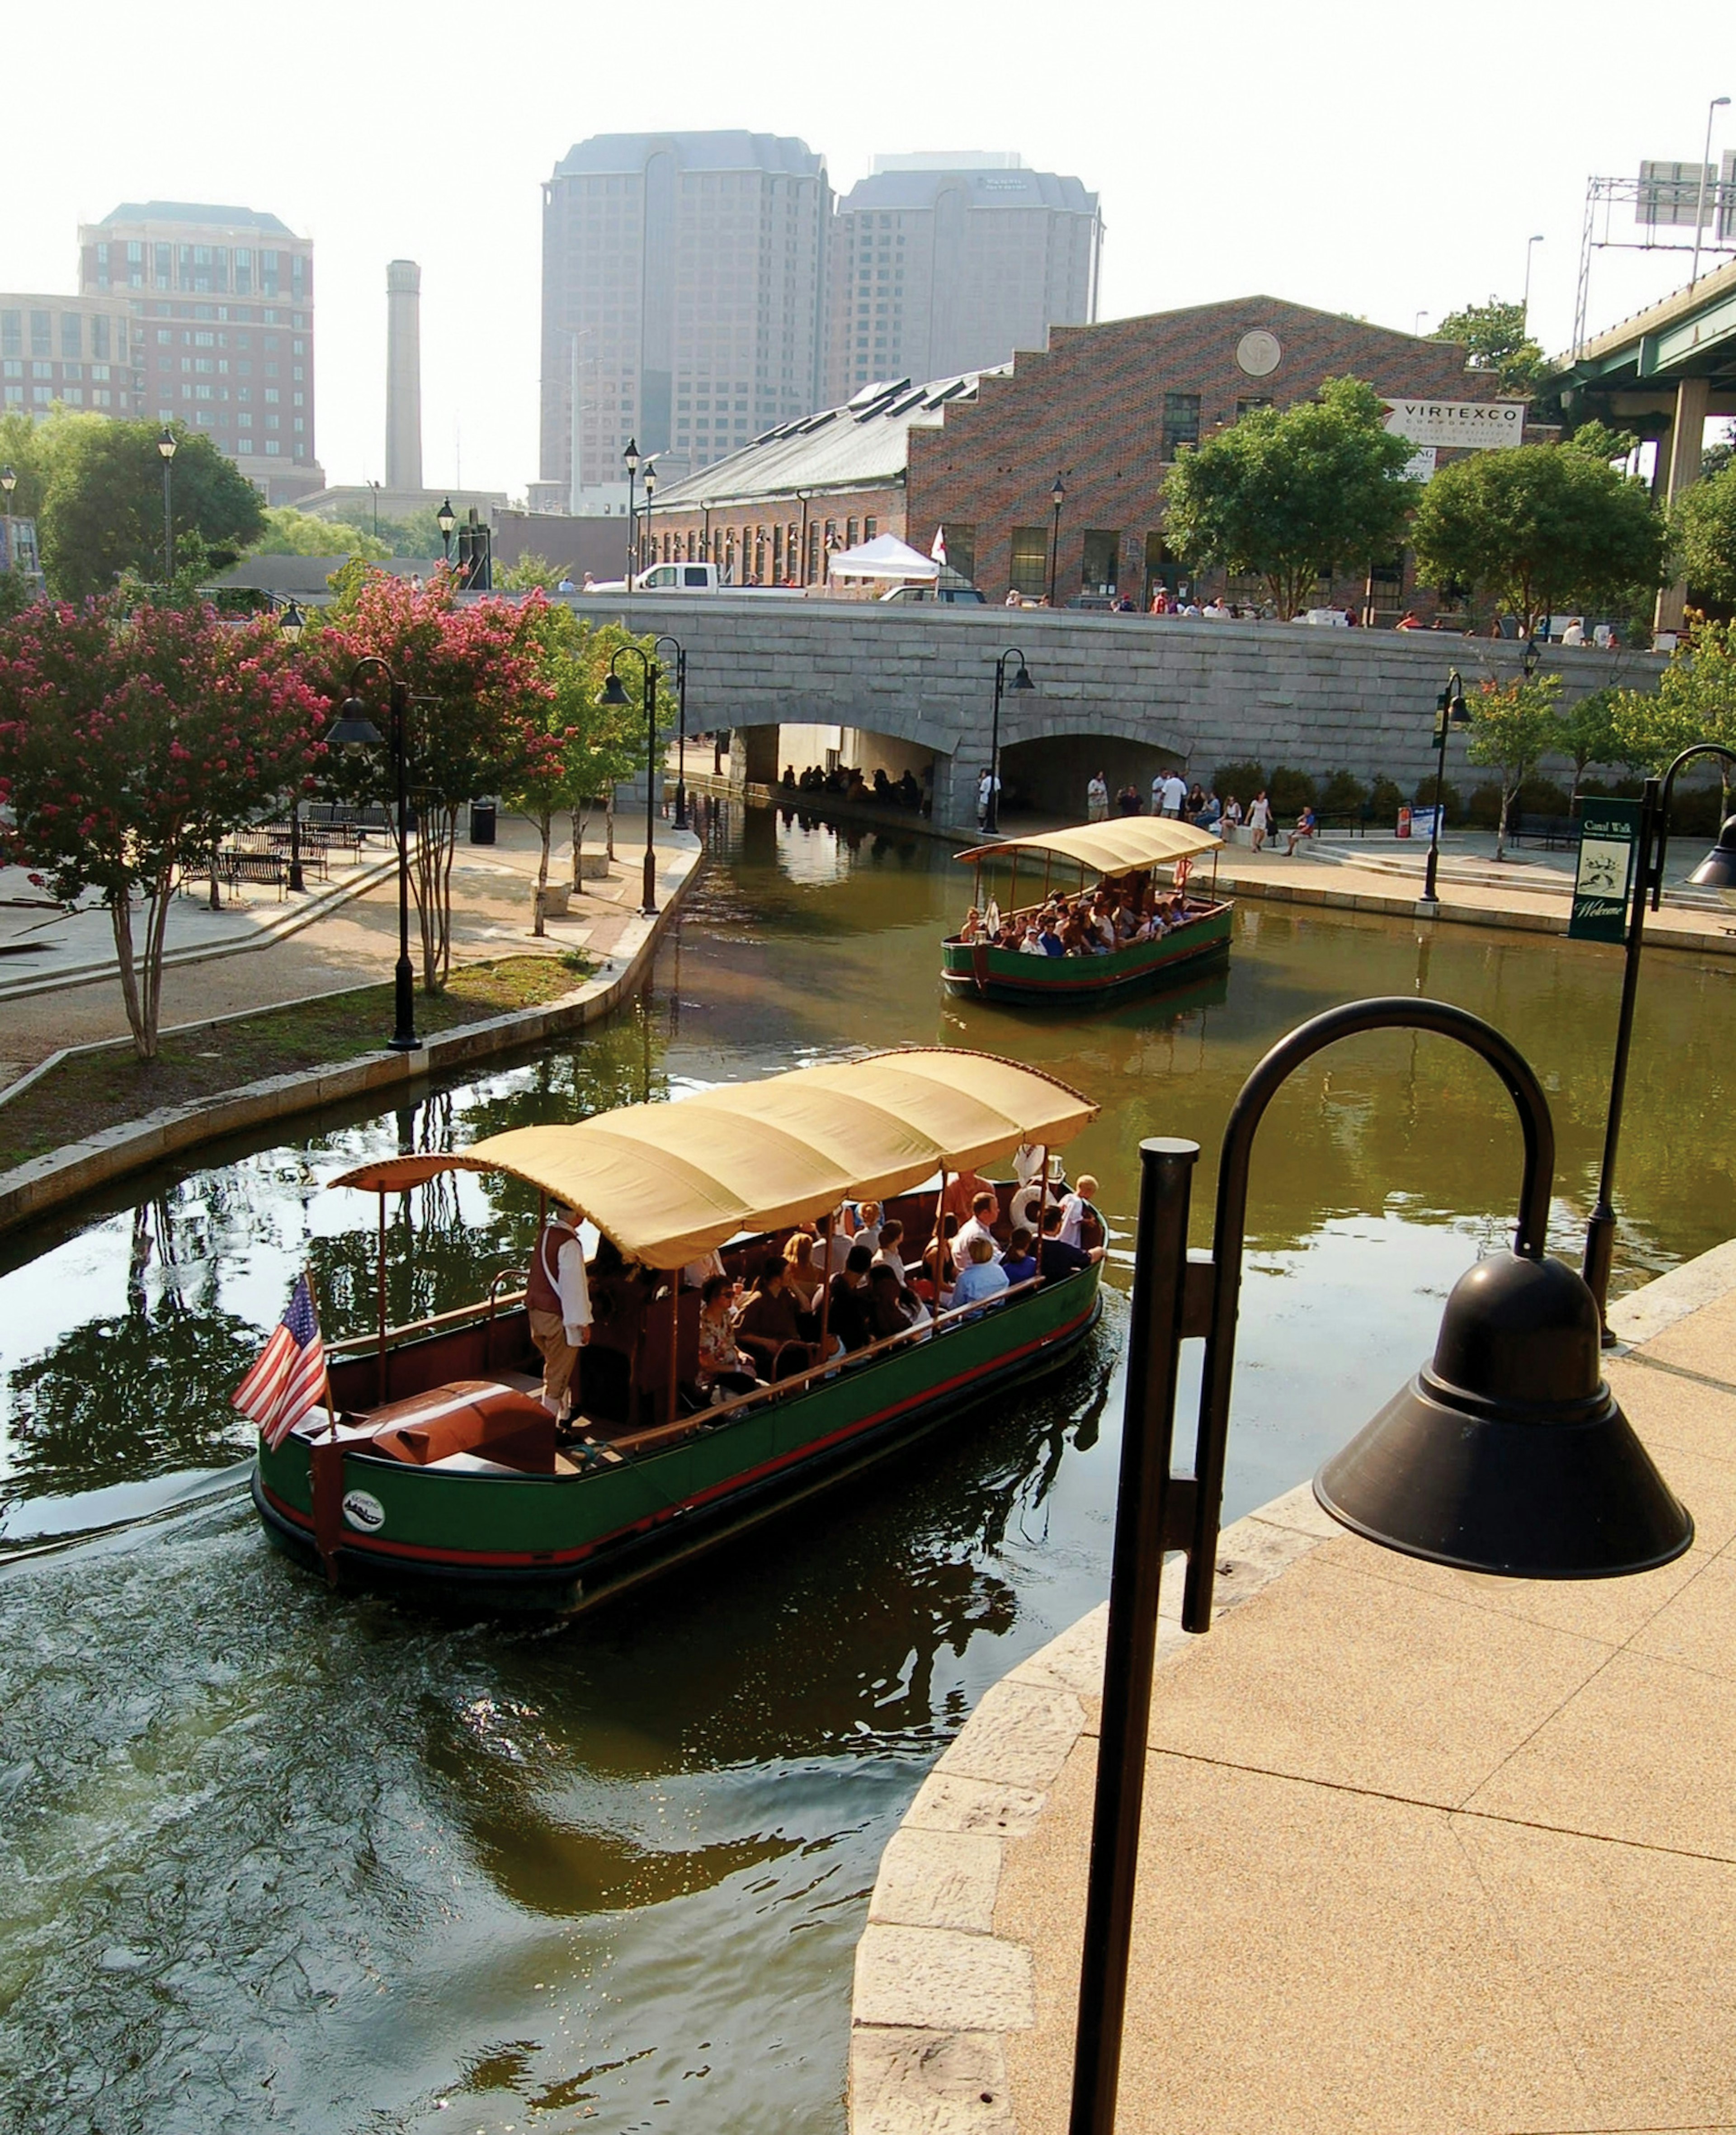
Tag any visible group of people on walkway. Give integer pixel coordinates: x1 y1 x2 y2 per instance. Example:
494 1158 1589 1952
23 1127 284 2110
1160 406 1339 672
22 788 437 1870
957 869 1209 958
783 763 929 814
1085 771 1274 848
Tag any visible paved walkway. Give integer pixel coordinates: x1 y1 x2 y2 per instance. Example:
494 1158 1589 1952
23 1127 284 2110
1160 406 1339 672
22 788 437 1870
849 1240 1736 2133
0 811 687 1089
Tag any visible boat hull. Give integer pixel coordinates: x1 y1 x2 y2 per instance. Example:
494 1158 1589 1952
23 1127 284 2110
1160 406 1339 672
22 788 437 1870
941 904 1232 1005
253 1267 1102 1613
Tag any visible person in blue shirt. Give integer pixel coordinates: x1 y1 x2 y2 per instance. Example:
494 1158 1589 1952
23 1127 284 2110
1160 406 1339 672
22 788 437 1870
1038 1206 1103 1282
949 1236 1010 1317
1000 1227 1038 1287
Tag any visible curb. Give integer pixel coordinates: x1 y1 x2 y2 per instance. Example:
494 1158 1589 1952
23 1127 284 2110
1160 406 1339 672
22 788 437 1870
0 841 701 1239
0 846 406 1004
844 1240 1727 2135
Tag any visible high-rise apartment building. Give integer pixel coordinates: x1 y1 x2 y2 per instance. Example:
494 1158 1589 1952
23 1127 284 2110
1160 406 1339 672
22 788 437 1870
75 201 322 503
540 132 830 501
824 155 1101 404
1 294 140 421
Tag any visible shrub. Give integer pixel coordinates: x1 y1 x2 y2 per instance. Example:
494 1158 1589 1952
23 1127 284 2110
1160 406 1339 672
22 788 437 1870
1512 778 1571 820
1268 765 1317 816
1467 781 1505 828
1318 769 1369 816
1413 775 1462 816
1368 775 1404 820
1212 759 1266 804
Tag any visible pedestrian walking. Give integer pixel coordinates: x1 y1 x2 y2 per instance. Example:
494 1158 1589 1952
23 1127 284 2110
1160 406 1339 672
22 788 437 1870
1086 771 1109 823
1248 789 1272 853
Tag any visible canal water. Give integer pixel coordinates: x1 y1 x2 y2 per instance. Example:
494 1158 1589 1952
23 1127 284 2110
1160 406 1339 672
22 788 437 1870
2 803 1732 2134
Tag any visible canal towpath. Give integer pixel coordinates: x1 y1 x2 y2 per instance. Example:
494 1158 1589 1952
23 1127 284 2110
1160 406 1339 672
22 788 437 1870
848 1235 1736 2134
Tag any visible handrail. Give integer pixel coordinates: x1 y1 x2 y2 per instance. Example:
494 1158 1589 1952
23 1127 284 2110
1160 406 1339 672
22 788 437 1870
488 1268 529 1320
328 1284 528 1357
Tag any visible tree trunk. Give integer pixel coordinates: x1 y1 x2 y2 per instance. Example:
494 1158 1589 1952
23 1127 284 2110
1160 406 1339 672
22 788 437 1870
571 802 592 892
1495 780 1514 863
207 842 221 911
605 787 616 861
410 803 459 992
533 809 551 937
110 871 175 1061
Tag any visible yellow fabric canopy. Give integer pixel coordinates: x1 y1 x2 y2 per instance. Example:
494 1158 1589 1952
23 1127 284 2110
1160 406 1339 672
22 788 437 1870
330 1049 1096 1268
953 818 1222 873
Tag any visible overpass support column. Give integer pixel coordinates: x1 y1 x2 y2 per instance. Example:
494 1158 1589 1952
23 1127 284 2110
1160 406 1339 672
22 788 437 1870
729 723 781 793
1653 374 1711 635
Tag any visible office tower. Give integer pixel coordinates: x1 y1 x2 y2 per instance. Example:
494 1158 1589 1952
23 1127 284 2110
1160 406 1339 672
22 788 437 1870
540 131 830 501
77 201 321 503
385 259 423 490
825 154 1102 403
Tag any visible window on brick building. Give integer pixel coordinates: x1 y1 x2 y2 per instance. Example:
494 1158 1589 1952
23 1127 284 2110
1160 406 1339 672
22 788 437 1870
1235 397 1273 421
1082 530 1121 594
946 523 977 585
863 517 877 541
1162 392 1201 460
1009 527 1048 599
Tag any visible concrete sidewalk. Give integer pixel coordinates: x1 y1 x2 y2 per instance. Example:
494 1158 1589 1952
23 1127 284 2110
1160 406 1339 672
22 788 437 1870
0 812 677 1091
849 1240 1736 2133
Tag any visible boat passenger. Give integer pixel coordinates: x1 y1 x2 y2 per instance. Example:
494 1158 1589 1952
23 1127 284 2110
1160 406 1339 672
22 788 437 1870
526 1202 592 1424
924 1213 960 1303
1056 1175 1100 1249
1038 1205 1104 1281
782 1232 825 1315
736 1261 810 1374
829 1244 877 1351
867 1263 928 1340
1019 921 1045 954
872 1219 910 1285
1001 1227 1039 1287
943 1169 994 1227
1038 917 1066 956
950 1236 1010 1317
681 1246 727 1290
697 1273 760 1397
953 1190 1002 1268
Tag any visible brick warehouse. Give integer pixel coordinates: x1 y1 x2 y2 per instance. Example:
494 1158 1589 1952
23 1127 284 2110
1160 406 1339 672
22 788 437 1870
646 296 1519 615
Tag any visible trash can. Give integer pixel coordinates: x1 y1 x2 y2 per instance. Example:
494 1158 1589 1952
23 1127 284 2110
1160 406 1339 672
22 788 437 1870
469 800 497 846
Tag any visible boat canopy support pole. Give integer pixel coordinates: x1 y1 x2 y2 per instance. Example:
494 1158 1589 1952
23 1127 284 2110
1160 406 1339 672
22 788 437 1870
1009 852 1018 920
667 1276 679 1423
376 1190 388 1404
818 1211 835 1358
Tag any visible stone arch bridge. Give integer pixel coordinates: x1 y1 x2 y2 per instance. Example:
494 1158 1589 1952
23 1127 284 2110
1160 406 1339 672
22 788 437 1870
568 596 1658 833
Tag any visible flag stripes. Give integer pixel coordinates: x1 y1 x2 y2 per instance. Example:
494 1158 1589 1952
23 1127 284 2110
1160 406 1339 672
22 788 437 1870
233 1274 328 1449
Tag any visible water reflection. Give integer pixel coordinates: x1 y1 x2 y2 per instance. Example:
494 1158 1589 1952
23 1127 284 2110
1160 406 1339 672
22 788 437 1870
2 800 1734 2132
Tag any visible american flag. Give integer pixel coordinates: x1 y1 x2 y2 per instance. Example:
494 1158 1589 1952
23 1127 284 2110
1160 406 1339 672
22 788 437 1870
233 1275 329 1449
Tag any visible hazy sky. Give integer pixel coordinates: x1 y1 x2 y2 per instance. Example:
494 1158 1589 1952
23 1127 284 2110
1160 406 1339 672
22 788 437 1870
7 0 1732 500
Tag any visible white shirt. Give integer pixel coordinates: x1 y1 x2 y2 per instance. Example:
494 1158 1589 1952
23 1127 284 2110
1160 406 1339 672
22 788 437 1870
1057 1192 1089 1249
543 1231 592 1343
681 1249 726 1290
953 1215 1001 1266
1087 776 1109 811
1248 797 1272 832
872 1244 909 1283
1161 775 1187 815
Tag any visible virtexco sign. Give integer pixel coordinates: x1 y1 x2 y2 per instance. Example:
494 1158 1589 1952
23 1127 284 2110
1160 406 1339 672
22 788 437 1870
1382 399 1528 451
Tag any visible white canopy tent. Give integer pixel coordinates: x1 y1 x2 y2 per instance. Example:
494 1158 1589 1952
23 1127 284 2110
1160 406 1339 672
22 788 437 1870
826 532 939 582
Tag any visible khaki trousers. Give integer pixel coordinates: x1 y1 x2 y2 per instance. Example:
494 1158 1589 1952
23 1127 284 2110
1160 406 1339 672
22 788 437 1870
529 1309 580 1416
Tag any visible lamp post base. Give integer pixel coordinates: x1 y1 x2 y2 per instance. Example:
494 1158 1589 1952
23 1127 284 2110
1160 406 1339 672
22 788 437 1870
387 957 421 1052
641 846 659 918
1414 897 1440 919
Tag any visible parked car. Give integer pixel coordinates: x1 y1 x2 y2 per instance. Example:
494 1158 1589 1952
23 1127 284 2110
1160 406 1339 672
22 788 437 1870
879 579 987 605
585 562 803 596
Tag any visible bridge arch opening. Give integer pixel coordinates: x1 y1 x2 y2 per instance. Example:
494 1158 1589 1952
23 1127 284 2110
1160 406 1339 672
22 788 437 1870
997 732 1187 825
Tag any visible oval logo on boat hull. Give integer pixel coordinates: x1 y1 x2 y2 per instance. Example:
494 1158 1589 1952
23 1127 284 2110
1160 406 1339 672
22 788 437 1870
342 1489 385 1533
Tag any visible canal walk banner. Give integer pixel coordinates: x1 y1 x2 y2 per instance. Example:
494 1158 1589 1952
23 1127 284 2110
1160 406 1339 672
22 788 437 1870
1568 799 1643 944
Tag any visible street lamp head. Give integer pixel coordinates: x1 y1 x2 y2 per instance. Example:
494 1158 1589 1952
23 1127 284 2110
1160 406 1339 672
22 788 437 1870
1316 1249 1692 1578
598 669 633 708
1009 658 1036 693
436 497 456 537
644 466 657 499
158 427 177 462
329 697 384 751
0 465 15 498
279 599 306 644
1687 813 1736 907
1051 476 1066 508
623 438 640 475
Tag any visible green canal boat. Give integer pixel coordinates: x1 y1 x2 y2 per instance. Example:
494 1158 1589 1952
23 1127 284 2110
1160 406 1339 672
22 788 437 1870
941 818 1231 1007
251 1050 1102 1612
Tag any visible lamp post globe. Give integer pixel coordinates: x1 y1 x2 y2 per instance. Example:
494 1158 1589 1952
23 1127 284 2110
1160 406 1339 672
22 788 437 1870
0 465 15 503
437 497 456 562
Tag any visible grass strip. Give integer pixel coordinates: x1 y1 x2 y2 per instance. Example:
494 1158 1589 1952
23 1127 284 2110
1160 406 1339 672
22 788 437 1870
0 952 593 1170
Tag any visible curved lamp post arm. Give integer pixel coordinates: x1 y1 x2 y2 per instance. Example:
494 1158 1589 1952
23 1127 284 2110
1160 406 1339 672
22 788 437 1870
601 644 663 915
1650 740 1736 910
1186 995 1554 1631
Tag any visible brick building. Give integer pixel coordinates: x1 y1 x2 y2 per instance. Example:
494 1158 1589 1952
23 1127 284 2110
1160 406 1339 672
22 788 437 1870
642 297 1522 613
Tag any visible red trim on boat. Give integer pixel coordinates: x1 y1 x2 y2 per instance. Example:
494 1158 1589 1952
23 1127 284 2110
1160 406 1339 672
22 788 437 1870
260 1291 1099 1570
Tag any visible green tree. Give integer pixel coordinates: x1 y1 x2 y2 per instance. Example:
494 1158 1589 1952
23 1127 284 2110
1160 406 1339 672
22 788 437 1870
1563 419 1641 467
1557 686 1623 807
0 407 55 520
38 417 266 599
1161 376 1416 618
370 506 450 557
1671 464 1736 610
249 504 389 561
1431 299 1546 397
503 606 653 931
1410 444 1668 635
1466 673 1563 859
1611 621 1736 814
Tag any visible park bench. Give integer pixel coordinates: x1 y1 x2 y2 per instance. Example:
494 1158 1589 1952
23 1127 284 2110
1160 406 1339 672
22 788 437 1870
1316 804 1376 839
217 848 289 898
1513 814 1578 849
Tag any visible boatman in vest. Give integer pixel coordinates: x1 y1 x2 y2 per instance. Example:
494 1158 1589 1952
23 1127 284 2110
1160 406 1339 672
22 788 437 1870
527 1203 591 1426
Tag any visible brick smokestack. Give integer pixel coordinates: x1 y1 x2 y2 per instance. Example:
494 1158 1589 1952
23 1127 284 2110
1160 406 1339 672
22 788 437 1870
385 259 423 490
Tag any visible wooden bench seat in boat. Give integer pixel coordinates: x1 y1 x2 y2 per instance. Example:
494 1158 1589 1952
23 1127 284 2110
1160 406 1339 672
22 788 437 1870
365 1381 557 1473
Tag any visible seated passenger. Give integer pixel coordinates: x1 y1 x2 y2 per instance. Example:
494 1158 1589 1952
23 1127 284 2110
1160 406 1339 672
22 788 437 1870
1038 917 1066 957
736 1261 809 1373
867 1263 928 1339
1019 922 1045 955
924 1213 960 1302
1000 1226 1038 1287
1038 1206 1104 1281
782 1232 825 1316
872 1218 910 1284
953 1190 1002 1268
949 1235 1010 1315
828 1245 876 1352
697 1274 759 1398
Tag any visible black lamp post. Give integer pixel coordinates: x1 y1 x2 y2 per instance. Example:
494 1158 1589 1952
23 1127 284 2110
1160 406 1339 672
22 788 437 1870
1420 668 1470 906
642 462 657 576
278 601 308 892
1581 740 1736 1334
329 655 421 1052
622 438 640 588
158 427 177 584
436 497 456 565
654 632 689 831
1048 473 1066 605
986 648 1035 834
1067 994 1693 2135
598 643 663 916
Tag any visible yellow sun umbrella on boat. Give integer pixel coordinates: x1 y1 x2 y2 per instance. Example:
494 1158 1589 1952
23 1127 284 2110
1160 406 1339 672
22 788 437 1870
953 818 1222 872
